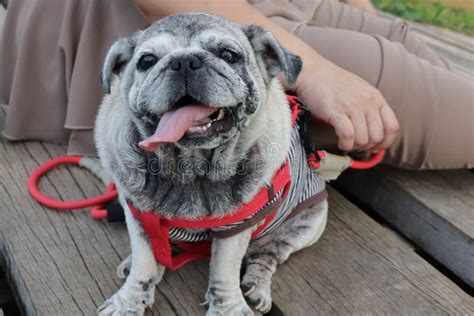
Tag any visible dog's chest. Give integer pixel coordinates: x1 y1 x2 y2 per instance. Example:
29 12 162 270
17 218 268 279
164 127 326 242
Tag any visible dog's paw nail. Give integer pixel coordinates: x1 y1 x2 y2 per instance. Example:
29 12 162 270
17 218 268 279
257 300 264 311
116 256 132 279
241 278 272 313
97 300 116 316
241 282 256 296
199 300 209 307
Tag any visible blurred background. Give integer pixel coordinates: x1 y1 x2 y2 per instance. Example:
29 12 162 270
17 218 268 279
373 0 473 35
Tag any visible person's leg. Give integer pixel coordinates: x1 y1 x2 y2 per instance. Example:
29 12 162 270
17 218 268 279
302 26 473 169
251 0 451 70
251 0 473 169
0 0 72 146
314 0 453 70
0 0 147 156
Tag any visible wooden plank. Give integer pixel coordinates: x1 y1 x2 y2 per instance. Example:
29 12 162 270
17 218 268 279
336 167 474 288
0 267 13 305
0 276 13 305
334 12 474 288
0 109 473 314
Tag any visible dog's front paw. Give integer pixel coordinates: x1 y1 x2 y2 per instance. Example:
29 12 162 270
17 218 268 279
98 293 145 316
205 287 253 316
241 265 273 313
98 281 155 316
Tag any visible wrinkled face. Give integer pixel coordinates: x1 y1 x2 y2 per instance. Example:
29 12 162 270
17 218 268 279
101 13 301 151
128 16 257 150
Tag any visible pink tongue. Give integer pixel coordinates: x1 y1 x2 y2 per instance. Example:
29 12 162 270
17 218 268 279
138 105 218 152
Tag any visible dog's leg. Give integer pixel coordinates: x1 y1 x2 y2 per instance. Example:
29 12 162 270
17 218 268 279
242 199 328 313
206 229 253 316
98 197 165 315
116 254 132 279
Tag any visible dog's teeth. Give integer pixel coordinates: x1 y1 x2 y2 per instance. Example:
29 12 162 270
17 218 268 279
188 125 207 134
216 109 225 121
205 122 212 129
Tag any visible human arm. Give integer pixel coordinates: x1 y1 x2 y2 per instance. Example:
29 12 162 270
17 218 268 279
133 0 399 152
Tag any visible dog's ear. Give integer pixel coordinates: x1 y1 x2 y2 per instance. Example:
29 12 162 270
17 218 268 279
101 34 138 94
243 25 302 86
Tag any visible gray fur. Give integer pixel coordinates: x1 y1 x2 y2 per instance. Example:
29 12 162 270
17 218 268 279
96 13 300 218
243 25 302 86
95 13 326 316
242 200 328 313
101 35 137 94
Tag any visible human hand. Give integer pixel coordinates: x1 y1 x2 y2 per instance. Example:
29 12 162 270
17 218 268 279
296 60 399 153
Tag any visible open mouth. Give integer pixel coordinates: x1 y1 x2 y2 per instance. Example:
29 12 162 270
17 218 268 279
138 95 234 152
186 107 227 138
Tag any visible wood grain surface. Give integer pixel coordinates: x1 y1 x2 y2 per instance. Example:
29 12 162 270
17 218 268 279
337 167 474 288
335 12 474 289
1 109 473 315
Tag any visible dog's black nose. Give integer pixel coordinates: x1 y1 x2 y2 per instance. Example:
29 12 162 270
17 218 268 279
170 55 203 71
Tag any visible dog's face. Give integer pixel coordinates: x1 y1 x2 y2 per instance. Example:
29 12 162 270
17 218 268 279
101 13 301 152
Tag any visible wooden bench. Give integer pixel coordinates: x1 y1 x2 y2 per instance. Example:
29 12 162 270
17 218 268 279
336 167 474 288
1 107 473 315
336 13 474 292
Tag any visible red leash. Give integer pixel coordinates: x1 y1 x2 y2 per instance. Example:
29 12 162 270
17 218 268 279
27 151 384 220
307 149 385 170
26 97 385 271
27 155 118 220
27 96 384 219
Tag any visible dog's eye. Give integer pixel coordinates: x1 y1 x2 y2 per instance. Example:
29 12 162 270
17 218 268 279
137 54 158 71
219 49 239 64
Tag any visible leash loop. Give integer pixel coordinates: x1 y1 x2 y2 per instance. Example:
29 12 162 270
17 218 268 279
350 150 385 169
27 155 118 211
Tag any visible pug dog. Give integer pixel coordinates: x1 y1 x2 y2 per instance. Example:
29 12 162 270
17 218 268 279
95 13 328 315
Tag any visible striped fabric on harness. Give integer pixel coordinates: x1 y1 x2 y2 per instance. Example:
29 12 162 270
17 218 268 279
209 125 325 239
26 96 384 272
128 98 328 270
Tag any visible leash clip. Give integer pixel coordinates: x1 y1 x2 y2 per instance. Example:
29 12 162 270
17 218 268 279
308 150 384 181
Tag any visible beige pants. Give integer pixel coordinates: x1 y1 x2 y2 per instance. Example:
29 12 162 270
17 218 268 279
1 0 473 169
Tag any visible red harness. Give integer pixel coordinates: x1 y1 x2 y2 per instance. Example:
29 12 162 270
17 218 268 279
128 161 291 269
27 96 384 270
127 99 302 270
